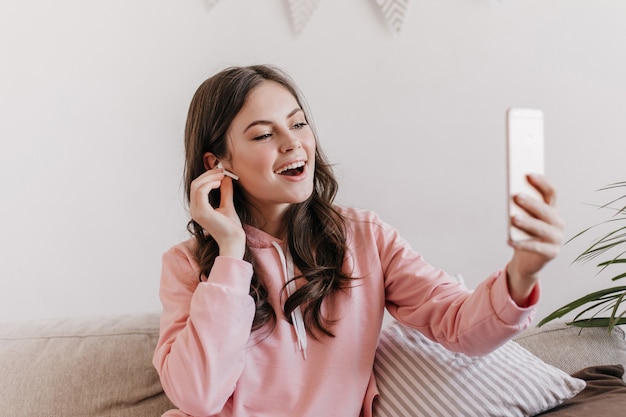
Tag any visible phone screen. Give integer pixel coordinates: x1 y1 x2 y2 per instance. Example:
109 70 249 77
506 108 545 242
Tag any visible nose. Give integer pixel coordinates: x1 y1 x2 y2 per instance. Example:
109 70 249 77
279 132 302 153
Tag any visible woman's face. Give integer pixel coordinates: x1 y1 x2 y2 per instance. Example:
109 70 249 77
223 80 316 223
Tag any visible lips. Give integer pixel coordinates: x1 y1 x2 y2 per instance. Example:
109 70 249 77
274 160 306 176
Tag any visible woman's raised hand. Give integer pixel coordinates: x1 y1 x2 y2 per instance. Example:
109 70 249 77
189 168 246 259
506 174 565 306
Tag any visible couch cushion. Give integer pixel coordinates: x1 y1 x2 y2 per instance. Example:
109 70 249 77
536 365 626 416
373 321 585 417
0 313 173 417
514 321 626 378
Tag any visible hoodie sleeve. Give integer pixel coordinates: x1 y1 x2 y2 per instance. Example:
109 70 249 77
152 244 255 416
374 214 538 356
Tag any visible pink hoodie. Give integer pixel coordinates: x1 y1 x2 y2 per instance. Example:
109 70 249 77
153 207 538 417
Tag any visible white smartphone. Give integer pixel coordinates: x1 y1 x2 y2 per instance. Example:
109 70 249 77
506 108 545 242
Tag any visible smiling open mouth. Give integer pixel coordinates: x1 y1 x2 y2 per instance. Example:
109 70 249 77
275 161 306 176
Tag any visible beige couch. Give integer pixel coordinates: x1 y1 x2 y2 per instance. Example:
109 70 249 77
1 313 625 417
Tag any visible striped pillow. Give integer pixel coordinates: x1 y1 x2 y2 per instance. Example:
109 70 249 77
373 321 585 417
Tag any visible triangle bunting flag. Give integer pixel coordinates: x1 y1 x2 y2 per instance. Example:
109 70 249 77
287 0 323 35
204 0 221 12
374 0 411 34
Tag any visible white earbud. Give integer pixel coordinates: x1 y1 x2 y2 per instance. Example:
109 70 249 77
216 161 239 180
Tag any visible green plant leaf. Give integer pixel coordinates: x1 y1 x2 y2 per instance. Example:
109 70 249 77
611 272 626 282
598 181 626 190
598 258 626 267
538 286 626 327
571 298 617 323
567 317 626 329
573 228 626 264
597 251 626 275
609 293 626 330
540 181 626 330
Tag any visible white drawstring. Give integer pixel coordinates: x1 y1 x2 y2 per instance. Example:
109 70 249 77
271 241 308 359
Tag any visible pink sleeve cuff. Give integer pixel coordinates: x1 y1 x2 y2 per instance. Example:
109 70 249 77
490 270 539 325
205 256 254 293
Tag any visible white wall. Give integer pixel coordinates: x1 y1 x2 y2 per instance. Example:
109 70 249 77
1 0 625 323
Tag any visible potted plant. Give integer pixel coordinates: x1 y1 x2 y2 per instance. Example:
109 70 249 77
539 181 626 332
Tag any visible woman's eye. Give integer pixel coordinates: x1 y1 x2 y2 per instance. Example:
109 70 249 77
293 122 308 129
253 133 272 141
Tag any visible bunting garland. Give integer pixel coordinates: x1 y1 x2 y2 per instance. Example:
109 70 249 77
203 1 412 36
287 0 323 35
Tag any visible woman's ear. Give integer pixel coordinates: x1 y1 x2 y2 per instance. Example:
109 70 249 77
203 152 218 170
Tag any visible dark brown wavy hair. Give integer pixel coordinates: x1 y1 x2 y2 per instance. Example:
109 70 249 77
183 65 354 338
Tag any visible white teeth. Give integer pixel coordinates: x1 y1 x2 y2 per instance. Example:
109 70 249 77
275 161 305 174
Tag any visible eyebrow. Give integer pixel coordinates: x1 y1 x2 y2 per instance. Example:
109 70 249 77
242 108 303 133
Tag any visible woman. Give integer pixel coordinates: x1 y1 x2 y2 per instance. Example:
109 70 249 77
153 65 564 417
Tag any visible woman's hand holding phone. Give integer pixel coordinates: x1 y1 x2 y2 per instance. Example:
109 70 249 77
506 174 564 306
505 108 563 305
189 168 246 259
